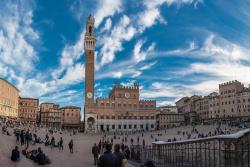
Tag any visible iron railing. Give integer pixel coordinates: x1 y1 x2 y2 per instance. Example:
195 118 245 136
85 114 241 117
131 128 250 167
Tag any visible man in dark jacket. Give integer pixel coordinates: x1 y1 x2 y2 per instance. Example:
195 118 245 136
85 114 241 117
20 131 25 145
98 143 117 167
25 131 30 146
92 143 100 165
113 144 125 167
11 146 20 161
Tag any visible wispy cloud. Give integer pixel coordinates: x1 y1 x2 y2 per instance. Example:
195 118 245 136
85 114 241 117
99 15 136 65
133 39 156 63
142 32 250 106
94 0 122 28
0 0 38 75
97 0 200 67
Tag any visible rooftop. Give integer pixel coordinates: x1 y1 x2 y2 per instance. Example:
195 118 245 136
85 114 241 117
0 78 19 92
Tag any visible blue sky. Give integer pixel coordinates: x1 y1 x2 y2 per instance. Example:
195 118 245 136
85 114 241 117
1 0 250 115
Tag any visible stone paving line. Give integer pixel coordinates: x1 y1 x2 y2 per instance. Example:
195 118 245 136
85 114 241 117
0 124 236 167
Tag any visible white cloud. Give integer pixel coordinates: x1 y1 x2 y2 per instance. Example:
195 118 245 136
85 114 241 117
141 82 192 101
139 61 157 70
185 80 220 95
201 34 250 61
112 71 123 78
153 41 198 58
157 100 176 107
138 0 202 32
94 0 122 27
178 34 250 84
70 0 85 22
138 6 166 32
140 79 219 106
120 80 136 87
150 34 250 105
0 1 39 73
52 30 85 79
56 63 85 86
19 62 84 98
133 40 156 63
97 0 201 67
100 15 136 65
96 63 143 79
100 18 112 32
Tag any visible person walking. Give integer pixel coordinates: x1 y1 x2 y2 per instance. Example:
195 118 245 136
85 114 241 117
20 131 25 146
16 131 20 142
68 139 73 153
92 143 100 165
142 139 145 148
130 138 134 145
59 137 63 150
98 143 117 167
50 136 55 148
25 131 30 146
98 140 102 153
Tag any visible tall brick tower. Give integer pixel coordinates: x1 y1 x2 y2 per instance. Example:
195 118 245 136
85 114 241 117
84 15 96 108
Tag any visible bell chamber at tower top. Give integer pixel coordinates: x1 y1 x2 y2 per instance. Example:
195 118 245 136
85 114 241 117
84 37 96 51
84 15 96 51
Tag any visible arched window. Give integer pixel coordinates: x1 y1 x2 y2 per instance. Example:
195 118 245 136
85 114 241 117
89 26 92 35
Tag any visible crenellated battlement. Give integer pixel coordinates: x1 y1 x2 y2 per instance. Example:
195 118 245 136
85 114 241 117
219 80 242 87
139 100 156 104
114 82 139 90
96 97 110 101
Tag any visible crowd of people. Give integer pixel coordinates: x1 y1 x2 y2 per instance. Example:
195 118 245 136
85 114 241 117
2 125 11 136
92 142 155 167
92 142 135 167
91 134 155 167
9 129 76 165
0 120 76 166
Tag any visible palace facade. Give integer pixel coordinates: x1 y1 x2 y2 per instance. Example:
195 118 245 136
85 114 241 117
84 15 156 132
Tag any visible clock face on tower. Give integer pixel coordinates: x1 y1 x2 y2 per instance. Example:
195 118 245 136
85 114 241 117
125 92 130 98
87 92 93 99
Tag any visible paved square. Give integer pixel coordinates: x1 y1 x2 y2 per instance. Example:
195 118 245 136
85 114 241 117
0 124 238 167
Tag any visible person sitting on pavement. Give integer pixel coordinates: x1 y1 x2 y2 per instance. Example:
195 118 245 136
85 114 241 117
11 146 20 161
34 147 51 165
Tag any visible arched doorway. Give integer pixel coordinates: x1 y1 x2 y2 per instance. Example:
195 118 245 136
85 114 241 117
87 117 95 130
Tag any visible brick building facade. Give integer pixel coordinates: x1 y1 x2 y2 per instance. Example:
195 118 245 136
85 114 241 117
0 78 19 119
156 106 184 129
60 106 81 129
19 97 39 123
176 80 250 123
40 103 61 129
